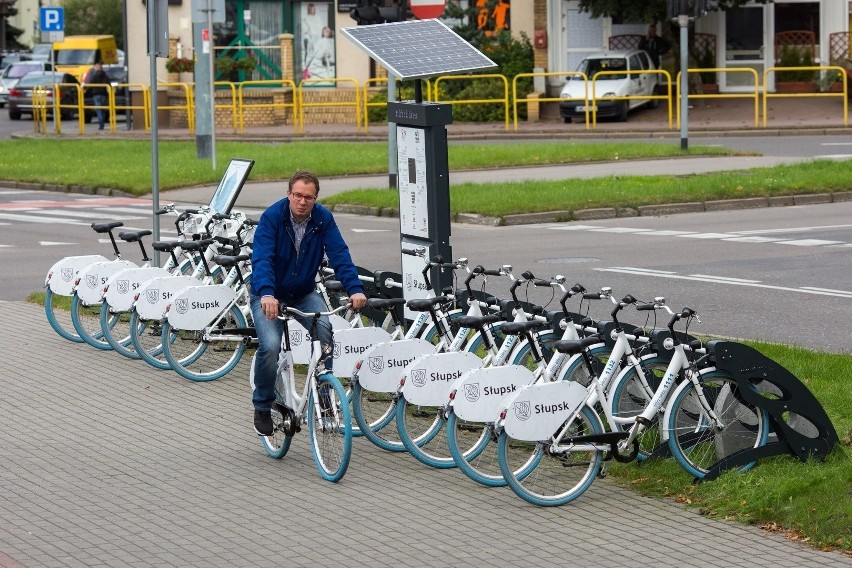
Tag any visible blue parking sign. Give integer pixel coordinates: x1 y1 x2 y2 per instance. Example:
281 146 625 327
40 7 64 32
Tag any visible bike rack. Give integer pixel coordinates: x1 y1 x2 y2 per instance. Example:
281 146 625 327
699 340 838 481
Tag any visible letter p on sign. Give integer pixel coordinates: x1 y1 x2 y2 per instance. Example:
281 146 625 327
40 7 64 32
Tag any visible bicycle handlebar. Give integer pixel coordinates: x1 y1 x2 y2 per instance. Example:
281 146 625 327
278 303 350 319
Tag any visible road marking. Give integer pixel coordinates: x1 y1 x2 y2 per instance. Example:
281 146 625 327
775 239 842 246
689 274 761 283
679 232 737 239
610 266 675 274
815 154 852 159
0 212 88 225
547 224 603 231
720 236 782 243
589 227 652 233
34 209 141 221
820 142 852 146
638 230 697 236
40 241 77 246
596 267 852 298
735 223 852 235
802 286 852 294
92 206 157 214
351 228 391 233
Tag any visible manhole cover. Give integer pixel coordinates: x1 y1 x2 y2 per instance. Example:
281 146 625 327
538 257 599 265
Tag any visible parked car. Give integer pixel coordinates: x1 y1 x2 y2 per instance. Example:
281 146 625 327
559 49 659 123
81 64 129 122
0 61 52 108
29 43 54 62
7 71 80 120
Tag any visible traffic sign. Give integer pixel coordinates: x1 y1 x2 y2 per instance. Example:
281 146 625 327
39 7 64 32
410 0 446 20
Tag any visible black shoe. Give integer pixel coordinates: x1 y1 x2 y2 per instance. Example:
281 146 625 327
254 409 273 436
98 125 104 130
317 383 333 414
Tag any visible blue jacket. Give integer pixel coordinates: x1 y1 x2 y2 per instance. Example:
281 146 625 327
250 198 364 302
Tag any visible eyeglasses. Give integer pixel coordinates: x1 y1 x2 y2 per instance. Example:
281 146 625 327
289 191 317 203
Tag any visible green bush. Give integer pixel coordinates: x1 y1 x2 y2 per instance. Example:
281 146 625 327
777 44 816 82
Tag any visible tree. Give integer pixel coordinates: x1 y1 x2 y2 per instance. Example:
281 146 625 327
1 0 24 51
63 0 124 50
576 0 768 23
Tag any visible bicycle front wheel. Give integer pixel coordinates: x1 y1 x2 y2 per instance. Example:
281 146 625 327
128 311 172 370
351 383 404 452
71 293 112 350
45 288 83 343
396 400 454 469
667 371 769 480
446 411 502 486
497 405 604 507
308 374 352 482
161 305 248 382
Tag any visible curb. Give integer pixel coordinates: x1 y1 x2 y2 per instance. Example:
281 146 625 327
332 190 852 225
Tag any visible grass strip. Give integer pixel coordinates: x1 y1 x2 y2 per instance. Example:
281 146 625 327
0 139 737 195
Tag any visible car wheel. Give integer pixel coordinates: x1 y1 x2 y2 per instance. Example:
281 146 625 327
617 101 628 122
9 109 21 120
649 95 660 109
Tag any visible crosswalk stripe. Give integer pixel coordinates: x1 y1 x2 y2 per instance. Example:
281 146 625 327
0 212 89 225
34 209 142 220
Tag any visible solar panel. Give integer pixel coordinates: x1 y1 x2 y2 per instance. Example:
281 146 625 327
340 19 497 80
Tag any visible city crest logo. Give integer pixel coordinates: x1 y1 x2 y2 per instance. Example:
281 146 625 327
333 342 341 359
513 401 531 421
61 268 74 282
117 280 129 294
145 289 159 304
289 330 302 346
86 274 98 289
368 356 384 374
410 368 427 387
175 298 189 314
463 383 480 403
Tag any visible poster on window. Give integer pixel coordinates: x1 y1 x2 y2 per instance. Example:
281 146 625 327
476 0 510 36
299 1 336 85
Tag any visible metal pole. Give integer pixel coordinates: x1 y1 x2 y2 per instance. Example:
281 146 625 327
678 12 689 151
148 0 161 266
388 75 397 189
207 0 216 170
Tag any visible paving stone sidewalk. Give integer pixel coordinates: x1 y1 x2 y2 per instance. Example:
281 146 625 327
1 301 850 567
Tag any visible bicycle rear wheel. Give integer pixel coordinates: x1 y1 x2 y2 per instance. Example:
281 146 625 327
667 371 769 480
446 411 503 486
128 311 172 370
351 383 404 452
70 294 112 350
497 405 604 507
161 305 248 382
260 404 294 459
308 374 352 482
99 301 141 359
395 400 454 468
45 288 83 343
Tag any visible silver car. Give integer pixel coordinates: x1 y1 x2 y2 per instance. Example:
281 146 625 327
0 61 52 107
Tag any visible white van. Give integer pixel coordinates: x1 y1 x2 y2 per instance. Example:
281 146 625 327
559 49 659 123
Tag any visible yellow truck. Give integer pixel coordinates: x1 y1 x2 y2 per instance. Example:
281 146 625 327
52 35 119 82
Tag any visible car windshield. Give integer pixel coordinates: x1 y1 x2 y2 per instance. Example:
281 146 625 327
56 49 96 65
580 58 628 81
7 64 42 79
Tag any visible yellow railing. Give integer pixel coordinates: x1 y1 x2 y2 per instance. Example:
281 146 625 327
214 81 239 134
298 78 361 134
762 65 848 127
512 71 589 130
676 67 760 128
362 78 435 132
433 74 510 131
237 79 298 135
589 69 673 128
158 82 195 132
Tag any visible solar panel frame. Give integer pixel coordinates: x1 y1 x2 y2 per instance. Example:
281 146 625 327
340 19 498 80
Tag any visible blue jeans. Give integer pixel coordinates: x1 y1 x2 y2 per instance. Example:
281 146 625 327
93 94 107 129
250 291 333 411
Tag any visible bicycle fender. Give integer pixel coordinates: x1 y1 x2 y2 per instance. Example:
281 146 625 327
166 284 238 331
498 381 589 442
332 326 392 378
75 260 138 306
45 255 109 295
356 338 434 392
104 266 172 312
451 364 536 422
133 275 198 320
400 351 482 406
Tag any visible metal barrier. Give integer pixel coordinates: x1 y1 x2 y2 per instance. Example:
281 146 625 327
211 81 238 134
762 65 848 127
589 69 673 128
118 83 150 133
236 79 298 135
676 67 760 128
298 78 360 134
511 71 590 130
32 87 49 133
158 82 195 133
433 73 510 131
362 77 434 132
